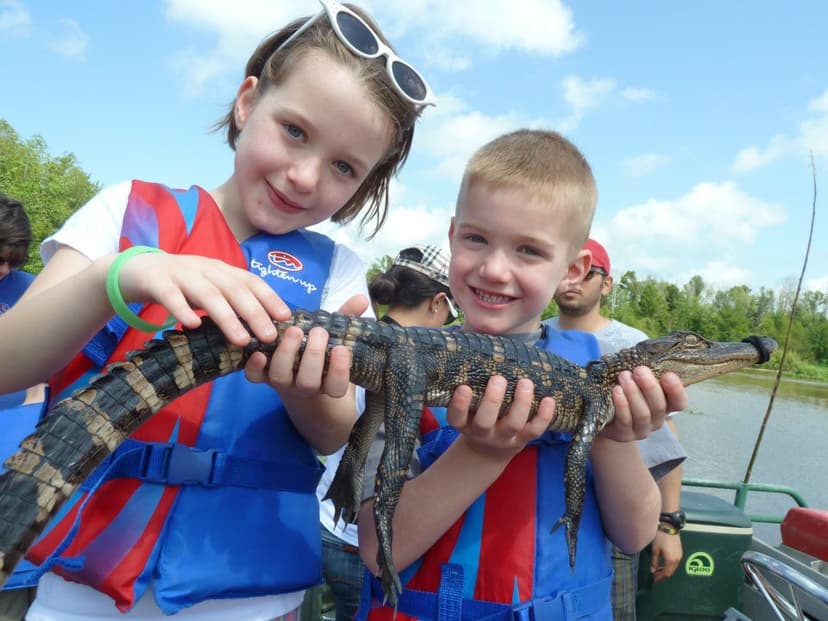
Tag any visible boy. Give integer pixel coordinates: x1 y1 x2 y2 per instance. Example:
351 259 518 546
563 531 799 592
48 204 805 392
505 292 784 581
356 130 687 621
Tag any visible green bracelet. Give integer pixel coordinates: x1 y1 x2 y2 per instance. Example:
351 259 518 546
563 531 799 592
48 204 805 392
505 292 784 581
105 246 177 333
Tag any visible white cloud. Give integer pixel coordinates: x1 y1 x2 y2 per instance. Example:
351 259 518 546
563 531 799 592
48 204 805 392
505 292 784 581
731 89 828 172
622 153 670 178
731 134 790 173
555 76 654 132
806 276 828 293
379 0 584 57
562 76 615 111
163 0 306 95
312 196 454 270
798 91 828 160
162 0 585 93
683 260 752 290
621 87 656 102
0 0 30 38
807 89 828 113
406 93 546 180
47 18 88 60
612 181 785 245
594 182 787 289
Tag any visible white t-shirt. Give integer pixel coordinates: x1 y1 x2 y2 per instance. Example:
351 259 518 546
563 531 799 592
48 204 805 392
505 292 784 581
316 389 365 546
29 181 371 621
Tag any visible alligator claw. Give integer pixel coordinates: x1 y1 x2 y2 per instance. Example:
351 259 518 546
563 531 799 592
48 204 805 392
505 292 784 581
378 548 403 610
551 514 579 569
324 483 360 526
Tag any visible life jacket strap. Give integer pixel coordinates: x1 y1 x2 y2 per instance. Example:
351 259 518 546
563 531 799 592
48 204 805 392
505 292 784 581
82 440 324 493
359 564 612 621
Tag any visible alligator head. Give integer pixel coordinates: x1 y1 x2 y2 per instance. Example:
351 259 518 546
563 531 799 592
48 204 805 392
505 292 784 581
603 331 778 386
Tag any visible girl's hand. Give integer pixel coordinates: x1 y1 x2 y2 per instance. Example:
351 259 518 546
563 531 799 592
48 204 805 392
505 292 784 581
446 376 556 460
600 368 687 442
243 294 369 400
115 251 289 346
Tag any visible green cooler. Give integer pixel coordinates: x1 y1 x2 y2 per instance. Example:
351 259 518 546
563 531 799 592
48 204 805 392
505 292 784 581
636 491 753 620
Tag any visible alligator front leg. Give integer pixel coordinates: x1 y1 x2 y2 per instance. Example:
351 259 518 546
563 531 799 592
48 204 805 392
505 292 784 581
373 350 427 607
551 394 610 567
326 391 386 525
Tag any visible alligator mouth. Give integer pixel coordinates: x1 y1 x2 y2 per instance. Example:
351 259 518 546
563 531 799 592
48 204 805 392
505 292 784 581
659 336 778 386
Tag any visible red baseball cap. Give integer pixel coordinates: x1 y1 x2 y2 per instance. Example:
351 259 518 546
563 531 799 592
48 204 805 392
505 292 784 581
584 238 610 276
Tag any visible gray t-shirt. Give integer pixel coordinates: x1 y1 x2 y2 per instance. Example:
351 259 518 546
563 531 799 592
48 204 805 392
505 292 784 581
543 317 687 480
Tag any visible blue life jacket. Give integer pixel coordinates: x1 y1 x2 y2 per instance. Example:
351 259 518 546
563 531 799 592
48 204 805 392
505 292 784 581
25 181 335 613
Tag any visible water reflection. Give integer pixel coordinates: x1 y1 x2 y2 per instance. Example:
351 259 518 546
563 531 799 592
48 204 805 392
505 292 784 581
675 370 828 543
706 370 828 408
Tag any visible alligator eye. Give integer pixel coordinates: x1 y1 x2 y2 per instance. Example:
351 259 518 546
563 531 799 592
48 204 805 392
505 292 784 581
683 333 700 346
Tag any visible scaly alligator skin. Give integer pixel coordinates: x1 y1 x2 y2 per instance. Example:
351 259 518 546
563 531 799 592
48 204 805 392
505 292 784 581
0 308 777 607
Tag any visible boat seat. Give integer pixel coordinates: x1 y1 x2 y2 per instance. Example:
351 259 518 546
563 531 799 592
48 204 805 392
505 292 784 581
780 507 828 563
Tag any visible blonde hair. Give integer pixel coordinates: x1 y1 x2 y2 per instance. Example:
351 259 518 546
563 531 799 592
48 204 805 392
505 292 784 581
459 129 596 247
215 4 422 238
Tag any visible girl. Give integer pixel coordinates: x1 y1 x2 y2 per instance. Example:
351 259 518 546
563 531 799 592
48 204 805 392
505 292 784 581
0 1 433 619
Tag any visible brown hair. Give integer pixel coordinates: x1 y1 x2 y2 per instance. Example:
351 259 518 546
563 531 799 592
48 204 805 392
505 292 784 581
215 5 423 238
0 193 32 266
459 129 597 247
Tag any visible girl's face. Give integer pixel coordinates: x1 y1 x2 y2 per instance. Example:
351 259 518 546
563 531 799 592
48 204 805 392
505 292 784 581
229 50 393 238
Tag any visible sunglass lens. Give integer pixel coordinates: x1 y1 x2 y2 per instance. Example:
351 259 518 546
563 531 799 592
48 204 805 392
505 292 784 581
336 11 378 55
391 60 427 102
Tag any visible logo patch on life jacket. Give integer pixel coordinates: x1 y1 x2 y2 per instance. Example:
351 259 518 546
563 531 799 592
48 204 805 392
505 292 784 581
268 250 303 272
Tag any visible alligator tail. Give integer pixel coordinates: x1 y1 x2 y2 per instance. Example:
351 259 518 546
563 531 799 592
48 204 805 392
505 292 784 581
0 317 248 586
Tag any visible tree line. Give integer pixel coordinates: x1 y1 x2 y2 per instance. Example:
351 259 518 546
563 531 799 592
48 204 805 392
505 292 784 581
541 272 827 380
4 118 825 380
0 119 99 274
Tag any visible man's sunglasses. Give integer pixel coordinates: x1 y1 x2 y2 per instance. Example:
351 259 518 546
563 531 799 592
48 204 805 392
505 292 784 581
582 268 607 282
276 0 435 107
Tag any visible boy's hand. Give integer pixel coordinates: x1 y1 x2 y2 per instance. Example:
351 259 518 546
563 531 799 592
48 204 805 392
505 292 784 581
447 376 556 459
600 368 687 442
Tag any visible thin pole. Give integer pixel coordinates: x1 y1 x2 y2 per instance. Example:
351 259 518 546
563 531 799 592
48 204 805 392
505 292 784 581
743 153 817 484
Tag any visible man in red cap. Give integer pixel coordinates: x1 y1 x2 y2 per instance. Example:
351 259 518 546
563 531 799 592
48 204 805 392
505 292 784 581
545 238 686 621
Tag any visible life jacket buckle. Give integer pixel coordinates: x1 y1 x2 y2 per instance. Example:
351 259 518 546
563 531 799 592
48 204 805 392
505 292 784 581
139 443 220 487
511 601 535 621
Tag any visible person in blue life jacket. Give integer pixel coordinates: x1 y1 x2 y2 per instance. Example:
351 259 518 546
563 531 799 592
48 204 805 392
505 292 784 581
0 193 45 621
355 130 690 621
0 193 38 411
0 2 436 619
307 245 458 621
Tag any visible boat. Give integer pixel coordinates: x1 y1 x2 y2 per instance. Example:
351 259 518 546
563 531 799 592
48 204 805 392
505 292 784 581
636 478 828 620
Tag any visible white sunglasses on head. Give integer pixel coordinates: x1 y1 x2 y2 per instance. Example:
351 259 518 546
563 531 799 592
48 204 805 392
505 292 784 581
276 0 435 107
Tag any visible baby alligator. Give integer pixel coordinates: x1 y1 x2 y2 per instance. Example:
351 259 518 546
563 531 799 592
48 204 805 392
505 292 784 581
0 309 777 605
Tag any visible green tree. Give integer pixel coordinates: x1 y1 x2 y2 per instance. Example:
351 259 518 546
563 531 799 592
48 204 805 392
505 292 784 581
0 119 99 274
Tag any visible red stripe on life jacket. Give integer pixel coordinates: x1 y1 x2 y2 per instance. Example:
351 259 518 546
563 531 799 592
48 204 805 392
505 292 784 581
103 486 179 612
476 446 537 603
420 407 441 435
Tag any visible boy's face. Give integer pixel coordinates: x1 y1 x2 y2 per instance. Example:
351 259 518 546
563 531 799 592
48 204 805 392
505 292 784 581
449 180 588 336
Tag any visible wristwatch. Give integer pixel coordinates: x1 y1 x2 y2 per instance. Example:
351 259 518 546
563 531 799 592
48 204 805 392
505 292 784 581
658 510 686 535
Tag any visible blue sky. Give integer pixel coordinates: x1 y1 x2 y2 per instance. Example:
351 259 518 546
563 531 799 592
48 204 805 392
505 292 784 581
2 0 827 295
